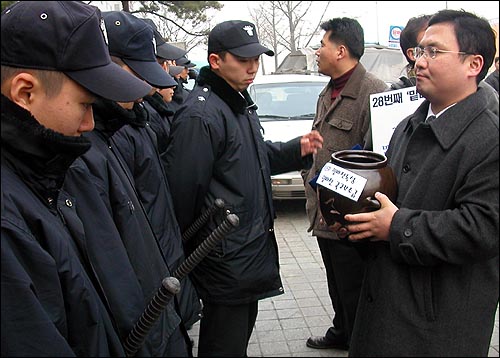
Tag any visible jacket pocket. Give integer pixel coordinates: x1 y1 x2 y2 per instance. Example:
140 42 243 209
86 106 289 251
207 204 266 257
223 211 265 256
326 116 354 132
410 267 436 321
423 268 437 321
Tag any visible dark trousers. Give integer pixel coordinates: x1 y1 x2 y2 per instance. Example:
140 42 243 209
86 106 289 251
197 301 258 357
317 237 366 345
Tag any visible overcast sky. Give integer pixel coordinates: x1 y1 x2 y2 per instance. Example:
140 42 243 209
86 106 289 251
208 1 499 44
188 1 499 71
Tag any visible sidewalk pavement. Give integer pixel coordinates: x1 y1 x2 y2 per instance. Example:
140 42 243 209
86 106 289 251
188 200 499 357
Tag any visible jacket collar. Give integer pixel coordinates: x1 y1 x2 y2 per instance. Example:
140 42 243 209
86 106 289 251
1 94 91 197
196 66 256 114
320 63 368 100
92 97 148 139
404 86 492 150
144 92 174 117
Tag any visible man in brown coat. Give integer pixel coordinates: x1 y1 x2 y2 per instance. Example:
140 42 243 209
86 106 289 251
303 17 387 350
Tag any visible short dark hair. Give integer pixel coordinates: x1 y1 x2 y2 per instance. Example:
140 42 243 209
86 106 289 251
1 65 65 98
428 9 496 83
400 15 432 67
207 50 228 69
320 18 364 60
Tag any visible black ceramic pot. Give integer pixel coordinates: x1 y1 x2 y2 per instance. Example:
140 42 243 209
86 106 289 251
317 150 398 227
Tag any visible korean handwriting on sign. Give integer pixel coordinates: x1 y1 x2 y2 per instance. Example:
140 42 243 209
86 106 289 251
317 163 367 201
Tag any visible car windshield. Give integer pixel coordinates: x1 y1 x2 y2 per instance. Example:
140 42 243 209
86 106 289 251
249 82 326 120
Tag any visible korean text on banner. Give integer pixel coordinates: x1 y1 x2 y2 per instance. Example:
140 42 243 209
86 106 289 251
370 86 425 155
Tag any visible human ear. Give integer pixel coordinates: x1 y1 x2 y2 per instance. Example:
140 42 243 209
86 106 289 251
406 47 416 62
337 45 348 60
467 54 484 78
208 53 220 69
8 73 39 110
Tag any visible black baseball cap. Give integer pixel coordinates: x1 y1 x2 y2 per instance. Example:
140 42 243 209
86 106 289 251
103 11 177 88
169 66 185 77
208 20 274 58
141 18 187 61
1 1 151 102
176 56 196 68
157 43 187 62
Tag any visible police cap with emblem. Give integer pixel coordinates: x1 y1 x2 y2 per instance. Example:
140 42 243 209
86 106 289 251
141 18 187 61
208 20 274 57
1 1 152 102
103 11 177 88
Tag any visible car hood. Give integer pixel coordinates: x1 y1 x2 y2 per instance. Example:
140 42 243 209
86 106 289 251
260 118 313 142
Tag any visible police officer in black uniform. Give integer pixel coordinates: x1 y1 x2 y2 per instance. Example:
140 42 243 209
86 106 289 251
164 20 324 357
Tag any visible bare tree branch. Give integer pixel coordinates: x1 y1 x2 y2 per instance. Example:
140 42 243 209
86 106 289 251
304 1 331 48
248 1 324 72
130 9 208 37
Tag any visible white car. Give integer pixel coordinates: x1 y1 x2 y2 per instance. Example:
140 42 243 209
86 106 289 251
248 74 329 200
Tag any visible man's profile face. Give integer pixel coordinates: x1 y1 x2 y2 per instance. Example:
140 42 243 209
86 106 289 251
27 75 95 136
180 67 189 80
211 52 260 92
159 86 175 103
315 31 341 78
407 28 427 63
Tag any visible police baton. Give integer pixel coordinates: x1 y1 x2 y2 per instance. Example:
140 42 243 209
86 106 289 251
182 198 226 243
123 213 239 357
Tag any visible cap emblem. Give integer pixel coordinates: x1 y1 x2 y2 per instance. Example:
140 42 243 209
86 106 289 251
152 36 157 56
100 18 109 45
242 25 254 36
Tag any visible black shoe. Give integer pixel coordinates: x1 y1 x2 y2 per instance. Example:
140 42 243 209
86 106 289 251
306 335 349 350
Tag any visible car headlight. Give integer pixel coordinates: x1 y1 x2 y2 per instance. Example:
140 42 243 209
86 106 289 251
272 178 292 185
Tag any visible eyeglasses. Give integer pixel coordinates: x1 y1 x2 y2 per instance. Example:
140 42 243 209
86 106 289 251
414 46 473 60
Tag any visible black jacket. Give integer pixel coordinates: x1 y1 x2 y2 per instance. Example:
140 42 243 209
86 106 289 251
110 100 202 328
62 99 187 356
169 77 191 114
1 95 124 357
165 67 312 304
143 92 175 154
390 75 416 90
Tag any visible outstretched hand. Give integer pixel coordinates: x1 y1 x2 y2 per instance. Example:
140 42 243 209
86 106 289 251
300 130 323 156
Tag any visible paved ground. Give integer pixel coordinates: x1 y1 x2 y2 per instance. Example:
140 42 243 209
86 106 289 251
188 199 499 357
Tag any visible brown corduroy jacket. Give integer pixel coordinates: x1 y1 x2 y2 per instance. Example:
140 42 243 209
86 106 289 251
302 63 388 239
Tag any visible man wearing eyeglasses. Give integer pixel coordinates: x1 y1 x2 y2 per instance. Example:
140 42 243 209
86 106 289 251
331 9 499 357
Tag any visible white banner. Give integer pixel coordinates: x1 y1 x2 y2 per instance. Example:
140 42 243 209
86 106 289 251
370 86 425 155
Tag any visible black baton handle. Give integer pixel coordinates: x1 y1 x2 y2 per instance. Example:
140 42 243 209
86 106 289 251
123 277 180 357
182 198 225 243
124 213 239 357
175 213 238 280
